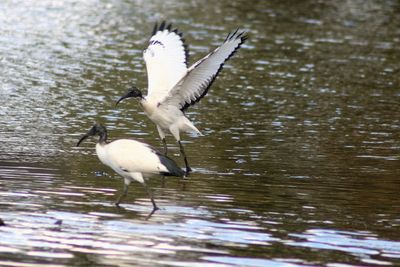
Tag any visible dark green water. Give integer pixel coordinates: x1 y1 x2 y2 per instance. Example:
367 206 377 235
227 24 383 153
0 0 399 266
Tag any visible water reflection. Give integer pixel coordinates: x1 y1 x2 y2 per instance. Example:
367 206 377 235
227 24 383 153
1 163 400 266
1 0 400 266
289 229 400 266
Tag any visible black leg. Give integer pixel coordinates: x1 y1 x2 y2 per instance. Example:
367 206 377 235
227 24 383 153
178 141 192 175
143 183 159 212
115 183 129 207
145 208 157 220
161 175 166 187
162 137 168 187
162 138 168 155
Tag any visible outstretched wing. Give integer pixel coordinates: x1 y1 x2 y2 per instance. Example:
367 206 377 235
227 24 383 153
159 30 247 111
144 22 189 101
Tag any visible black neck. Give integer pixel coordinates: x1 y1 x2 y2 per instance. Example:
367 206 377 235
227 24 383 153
138 90 144 100
97 127 108 144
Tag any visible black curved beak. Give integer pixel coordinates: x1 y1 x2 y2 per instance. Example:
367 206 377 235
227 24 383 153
77 134 89 147
115 92 130 106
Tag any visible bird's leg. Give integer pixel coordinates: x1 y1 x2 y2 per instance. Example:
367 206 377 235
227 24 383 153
161 174 166 187
115 181 130 207
145 208 157 220
157 126 167 155
143 183 159 212
162 137 168 187
178 140 192 175
162 138 168 155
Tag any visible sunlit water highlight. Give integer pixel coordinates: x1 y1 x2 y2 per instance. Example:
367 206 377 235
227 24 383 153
0 0 399 266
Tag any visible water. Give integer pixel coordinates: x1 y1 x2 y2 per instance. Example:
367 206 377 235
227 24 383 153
0 0 399 266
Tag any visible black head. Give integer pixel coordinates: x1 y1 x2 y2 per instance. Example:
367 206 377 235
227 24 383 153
116 86 143 106
77 123 108 146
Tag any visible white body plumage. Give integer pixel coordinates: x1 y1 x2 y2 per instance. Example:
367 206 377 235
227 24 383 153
95 139 171 184
140 100 200 141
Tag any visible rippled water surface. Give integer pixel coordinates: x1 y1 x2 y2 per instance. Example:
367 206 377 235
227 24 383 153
1 0 400 266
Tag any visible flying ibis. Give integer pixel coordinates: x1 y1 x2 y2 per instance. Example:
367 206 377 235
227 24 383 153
77 123 185 212
116 22 247 175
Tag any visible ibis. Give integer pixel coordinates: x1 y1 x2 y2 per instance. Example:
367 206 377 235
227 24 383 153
77 123 185 212
116 22 247 175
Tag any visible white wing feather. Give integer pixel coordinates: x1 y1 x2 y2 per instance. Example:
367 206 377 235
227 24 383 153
159 30 247 111
144 22 188 102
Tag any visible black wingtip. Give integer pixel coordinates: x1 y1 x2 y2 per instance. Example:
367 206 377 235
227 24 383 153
150 21 190 68
231 28 239 40
241 34 248 43
239 31 248 40
159 21 166 31
152 22 158 35
225 28 248 43
225 28 248 42
225 32 230 42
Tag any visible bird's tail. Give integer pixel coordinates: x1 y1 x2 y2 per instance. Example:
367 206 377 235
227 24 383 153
158 153 185 177
183 118 203 136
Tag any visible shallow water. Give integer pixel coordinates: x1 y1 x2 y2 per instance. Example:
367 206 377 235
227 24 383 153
0 0 400 266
